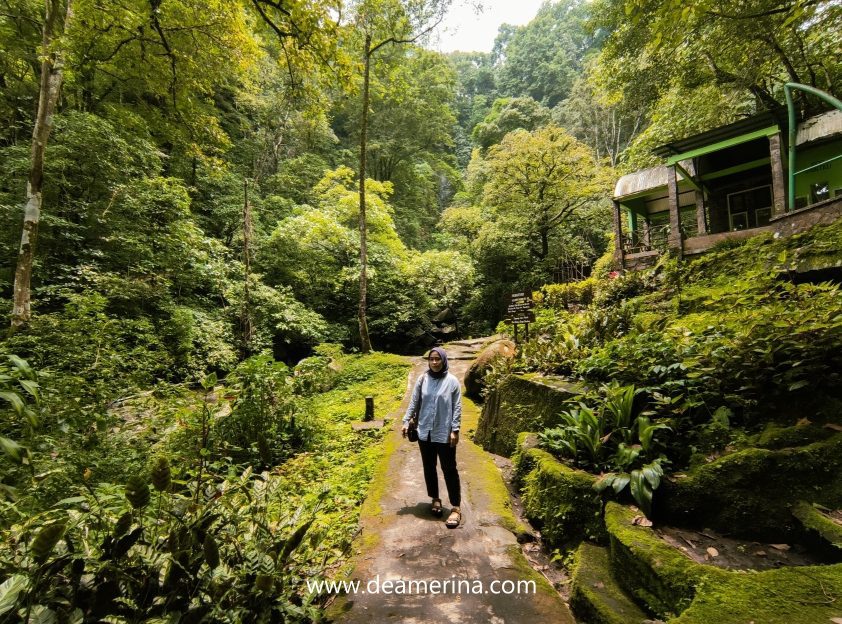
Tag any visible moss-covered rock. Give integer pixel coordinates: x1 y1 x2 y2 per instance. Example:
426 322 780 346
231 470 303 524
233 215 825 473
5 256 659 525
511 431 542 485
570 543 650 624
606 502 842 623
476 373 582 457
750 421 834 450
655 433 842 542
463 339 516 400
605 502 713 619
671 563 842 624
515 443 605 550
792 500 842 555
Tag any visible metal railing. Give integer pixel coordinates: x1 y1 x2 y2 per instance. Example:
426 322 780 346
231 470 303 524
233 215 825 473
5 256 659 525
785 83 842 212
622 224 671 254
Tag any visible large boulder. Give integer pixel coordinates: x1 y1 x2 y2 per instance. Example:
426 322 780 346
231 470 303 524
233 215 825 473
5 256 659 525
463 339 516 399
475 373 583 456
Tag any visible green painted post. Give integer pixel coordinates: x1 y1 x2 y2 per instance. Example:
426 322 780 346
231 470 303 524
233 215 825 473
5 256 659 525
784 83 842 212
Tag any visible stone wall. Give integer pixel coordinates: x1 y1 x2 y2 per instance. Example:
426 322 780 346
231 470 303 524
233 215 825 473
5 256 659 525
475 373 582 457
769 194 842 236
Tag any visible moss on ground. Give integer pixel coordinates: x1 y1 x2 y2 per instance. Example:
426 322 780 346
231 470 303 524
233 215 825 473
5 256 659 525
656 433 842 541
671 563 842 624
475 373 582 457
569 543 649 624
792 500 842 553
751 421 834 449
606 502 842 623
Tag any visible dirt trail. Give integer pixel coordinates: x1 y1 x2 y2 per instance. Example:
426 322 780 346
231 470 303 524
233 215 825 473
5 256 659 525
329 339 574 624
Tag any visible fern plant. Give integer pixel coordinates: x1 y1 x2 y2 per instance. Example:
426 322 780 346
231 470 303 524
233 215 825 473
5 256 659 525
539 383 672 518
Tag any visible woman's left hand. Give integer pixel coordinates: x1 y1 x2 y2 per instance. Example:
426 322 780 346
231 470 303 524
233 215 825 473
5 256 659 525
450 431 459 447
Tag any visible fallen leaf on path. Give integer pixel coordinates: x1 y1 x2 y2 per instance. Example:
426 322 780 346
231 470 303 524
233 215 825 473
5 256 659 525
829 618 842 624
593 582 605 589
825 423 842 432
770 543 791 551
706 547 719 557
754 550 767 557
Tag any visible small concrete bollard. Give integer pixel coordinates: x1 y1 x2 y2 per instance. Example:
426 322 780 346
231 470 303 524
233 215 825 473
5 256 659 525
364 396 374 422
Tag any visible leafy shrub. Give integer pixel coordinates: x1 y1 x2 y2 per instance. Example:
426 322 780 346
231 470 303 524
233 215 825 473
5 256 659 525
592 269 649 308
293 355 339 396
539 383 671 517
0 469 329 623
0 355 40 501
214 355 306 468
541 277 597 311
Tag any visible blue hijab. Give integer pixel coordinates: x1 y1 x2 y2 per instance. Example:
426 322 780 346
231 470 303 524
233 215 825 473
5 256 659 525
427 346 449 379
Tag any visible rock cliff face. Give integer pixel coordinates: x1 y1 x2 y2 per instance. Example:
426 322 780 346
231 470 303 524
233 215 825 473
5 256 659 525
474 373 583 457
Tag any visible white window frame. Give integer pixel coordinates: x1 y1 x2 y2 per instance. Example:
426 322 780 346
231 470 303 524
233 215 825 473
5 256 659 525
727 184 772 232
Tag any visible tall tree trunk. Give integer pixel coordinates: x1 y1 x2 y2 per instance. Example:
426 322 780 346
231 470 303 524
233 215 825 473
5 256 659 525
357 36 373 354
11 0 72 331
242 179 254 356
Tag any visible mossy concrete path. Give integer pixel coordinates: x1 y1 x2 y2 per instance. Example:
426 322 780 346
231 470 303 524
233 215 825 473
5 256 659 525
329 339 574 624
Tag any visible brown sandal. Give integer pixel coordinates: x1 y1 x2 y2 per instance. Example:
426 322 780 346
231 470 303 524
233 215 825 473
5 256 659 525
431 498 443 517
446 507 461 528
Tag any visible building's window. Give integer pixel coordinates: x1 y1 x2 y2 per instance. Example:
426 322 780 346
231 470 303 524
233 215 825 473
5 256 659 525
795 196 808 209
727 185 771 231
811 181 830 203
730 211 749 231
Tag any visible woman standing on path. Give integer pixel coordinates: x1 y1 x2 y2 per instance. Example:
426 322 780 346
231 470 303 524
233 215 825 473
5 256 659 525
402 347 463 528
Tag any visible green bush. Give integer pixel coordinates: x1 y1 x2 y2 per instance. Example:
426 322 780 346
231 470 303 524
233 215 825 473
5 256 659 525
541 277 597 310
0 470 329 623
538 383 671 516
214 355 306 468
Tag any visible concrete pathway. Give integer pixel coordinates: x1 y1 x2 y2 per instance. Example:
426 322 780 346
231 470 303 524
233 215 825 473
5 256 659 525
328 339 575 624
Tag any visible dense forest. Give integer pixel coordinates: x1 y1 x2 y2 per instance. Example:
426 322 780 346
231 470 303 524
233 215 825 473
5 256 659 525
1 0 841 621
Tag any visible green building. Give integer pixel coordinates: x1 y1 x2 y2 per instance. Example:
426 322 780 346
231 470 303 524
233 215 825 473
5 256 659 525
612 109 842 270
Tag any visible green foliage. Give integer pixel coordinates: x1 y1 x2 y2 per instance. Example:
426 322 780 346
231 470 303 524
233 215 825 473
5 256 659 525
471 96 552 150
0 355 40 476
215 355 305 468
541 278 597 311
0 471 329 623
293 355 339 397
538 383 671 517
0 347 409 621
495 0 599 108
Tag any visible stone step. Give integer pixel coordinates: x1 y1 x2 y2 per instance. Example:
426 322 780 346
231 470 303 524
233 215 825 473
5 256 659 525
570 543 651 624
603 502 842 623
604 502 710 618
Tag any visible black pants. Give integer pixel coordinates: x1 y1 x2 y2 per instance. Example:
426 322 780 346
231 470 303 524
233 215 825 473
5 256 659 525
418 431 461 506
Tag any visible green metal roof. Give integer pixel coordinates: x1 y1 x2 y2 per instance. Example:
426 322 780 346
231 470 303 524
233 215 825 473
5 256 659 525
665 126 780 165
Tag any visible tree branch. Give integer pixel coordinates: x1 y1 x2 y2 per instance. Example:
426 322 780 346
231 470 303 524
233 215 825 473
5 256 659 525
704 0 823 20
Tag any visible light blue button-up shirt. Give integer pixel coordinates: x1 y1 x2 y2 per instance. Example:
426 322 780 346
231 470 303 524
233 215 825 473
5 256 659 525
403 372 462 444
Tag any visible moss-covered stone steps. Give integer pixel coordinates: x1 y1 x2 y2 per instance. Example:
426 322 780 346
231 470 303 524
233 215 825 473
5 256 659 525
605 502 707 618
570 543 651 624
656 433 842 542
605 502 842 623
512 432 605 550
